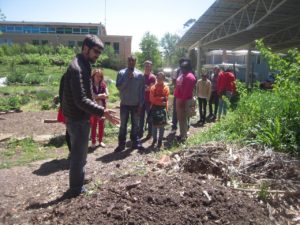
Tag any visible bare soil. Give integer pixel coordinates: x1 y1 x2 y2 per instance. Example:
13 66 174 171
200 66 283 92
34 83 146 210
0 111 299 225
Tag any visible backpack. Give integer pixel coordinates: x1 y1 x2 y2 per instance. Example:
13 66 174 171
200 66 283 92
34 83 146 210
150 105 167 128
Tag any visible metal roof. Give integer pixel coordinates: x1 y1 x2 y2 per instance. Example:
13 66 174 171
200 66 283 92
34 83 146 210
178 0 300 51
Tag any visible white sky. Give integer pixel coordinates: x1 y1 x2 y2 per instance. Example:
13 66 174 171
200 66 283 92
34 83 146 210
1 0 215 52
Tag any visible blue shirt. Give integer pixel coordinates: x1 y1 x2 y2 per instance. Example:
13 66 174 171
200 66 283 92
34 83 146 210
116 68 145 106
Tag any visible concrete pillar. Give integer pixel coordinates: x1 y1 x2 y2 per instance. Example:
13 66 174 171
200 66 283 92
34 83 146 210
196 42 202 78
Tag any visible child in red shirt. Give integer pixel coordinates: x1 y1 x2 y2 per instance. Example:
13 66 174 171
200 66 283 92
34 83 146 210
90 69 108 148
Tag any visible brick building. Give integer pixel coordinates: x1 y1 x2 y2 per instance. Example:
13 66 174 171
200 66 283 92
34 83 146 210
0 21 132 66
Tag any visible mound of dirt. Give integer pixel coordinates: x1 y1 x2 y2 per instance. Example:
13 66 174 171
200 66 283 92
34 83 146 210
30 173 270 225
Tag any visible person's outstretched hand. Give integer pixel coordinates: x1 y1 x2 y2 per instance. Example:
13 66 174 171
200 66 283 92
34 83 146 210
103 109 120 126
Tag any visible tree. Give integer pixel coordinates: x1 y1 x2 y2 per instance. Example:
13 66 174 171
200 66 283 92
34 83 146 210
161 33 179 66
100 45 122 70
138 32 162 71
0 9 6 21
160 33 187 68
0 9 5 36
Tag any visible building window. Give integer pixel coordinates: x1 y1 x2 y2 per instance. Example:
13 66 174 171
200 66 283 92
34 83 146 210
40 27 48 33
23 26 32 33
41 40 48 45
72 28 80 34
65 28 72 34
0 26 6 32
113 42 120 54
31 27 39 33
32 40 39 45
7 26 14 32
15 26 23 33
81 28 88 34
68 41 75 47
56 27 64 34
89 28 98 34
48 27 56 33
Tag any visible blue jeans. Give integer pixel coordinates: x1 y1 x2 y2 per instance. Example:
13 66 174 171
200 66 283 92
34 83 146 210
118 104 140 147
172 97 178 130
66 118 90 194
152 126 165 141
138 101 152 138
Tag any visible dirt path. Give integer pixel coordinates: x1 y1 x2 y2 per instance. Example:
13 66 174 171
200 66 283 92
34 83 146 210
0 110 203 224
0 111 299 224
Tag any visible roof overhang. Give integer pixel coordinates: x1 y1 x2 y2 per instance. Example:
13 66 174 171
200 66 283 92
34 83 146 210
178 0 300 51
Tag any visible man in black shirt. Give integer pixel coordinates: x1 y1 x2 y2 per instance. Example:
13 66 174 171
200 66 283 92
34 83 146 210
62 35 119 198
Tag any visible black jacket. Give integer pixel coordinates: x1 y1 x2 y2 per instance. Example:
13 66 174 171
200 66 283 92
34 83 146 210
62 54 104 121
58 73 65 105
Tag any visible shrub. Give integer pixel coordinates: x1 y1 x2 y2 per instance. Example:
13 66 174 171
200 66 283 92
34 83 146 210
41 103 51 110
7 96 20 110
35 90 54 101
7 72 26 84
24 74 42 85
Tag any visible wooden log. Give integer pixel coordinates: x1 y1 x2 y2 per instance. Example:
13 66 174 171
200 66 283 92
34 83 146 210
43 119 59 123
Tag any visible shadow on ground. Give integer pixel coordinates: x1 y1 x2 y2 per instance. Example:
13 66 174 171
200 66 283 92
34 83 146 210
33 158 69 176
96 148 133 163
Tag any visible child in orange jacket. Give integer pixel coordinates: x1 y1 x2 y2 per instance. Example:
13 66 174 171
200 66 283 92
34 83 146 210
149 72 170 148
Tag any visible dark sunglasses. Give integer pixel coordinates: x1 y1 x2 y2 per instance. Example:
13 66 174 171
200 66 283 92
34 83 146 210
92 47 102 55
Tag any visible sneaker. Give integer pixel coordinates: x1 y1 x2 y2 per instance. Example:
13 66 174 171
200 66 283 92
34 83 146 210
99 142 106 148
114 145 125 153
151 139 157 147
207 114 213 119
91 143 96 148
176 136 186 143
84 176 92 184
132 142 144 150
62 187 86 199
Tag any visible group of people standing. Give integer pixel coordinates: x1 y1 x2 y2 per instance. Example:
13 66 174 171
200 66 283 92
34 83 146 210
195 66 237 125
114 56 170 151
58 34 237 198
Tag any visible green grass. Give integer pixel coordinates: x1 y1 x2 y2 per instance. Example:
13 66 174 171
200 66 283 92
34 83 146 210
0 85 58 111
0 85 58 95
0 138 68 169
0 65 119 111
